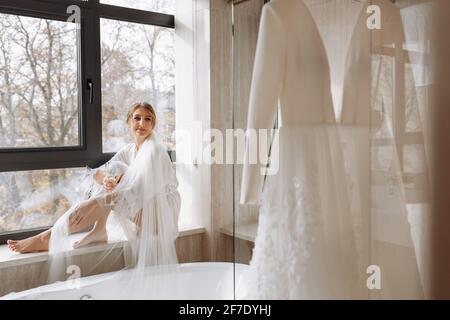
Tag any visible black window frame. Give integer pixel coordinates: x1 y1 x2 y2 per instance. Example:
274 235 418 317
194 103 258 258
0 0 175 244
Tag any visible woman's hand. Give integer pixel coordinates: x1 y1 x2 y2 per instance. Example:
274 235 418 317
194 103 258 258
102 173 123 192
94 170 106 185
103 176 117 192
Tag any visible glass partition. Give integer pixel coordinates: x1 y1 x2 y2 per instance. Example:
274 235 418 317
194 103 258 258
231 0 435 300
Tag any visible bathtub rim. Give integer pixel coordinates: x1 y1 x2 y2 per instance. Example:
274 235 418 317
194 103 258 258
1 261 249 300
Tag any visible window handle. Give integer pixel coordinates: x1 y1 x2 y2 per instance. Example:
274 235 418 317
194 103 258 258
87 79 93 104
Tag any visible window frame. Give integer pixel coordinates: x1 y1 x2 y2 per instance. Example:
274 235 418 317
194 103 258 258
0 0 175 244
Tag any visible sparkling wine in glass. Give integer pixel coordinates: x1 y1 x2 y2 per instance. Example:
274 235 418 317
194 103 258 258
105 162 117 206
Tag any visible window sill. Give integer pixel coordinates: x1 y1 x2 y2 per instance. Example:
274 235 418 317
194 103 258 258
0 225 206 270
220 221 258 243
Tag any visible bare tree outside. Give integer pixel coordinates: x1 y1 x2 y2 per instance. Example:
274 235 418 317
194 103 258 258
0 13 80 233
0 14 79 149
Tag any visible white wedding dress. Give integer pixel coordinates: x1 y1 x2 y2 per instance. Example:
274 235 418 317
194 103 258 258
240 0 363 299
241 0 426 300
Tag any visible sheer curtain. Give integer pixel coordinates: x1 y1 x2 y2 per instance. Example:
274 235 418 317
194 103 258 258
399 1 434 298
341 0 432 299
368 0 434 299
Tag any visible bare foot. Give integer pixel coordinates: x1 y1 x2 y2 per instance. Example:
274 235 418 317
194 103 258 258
73 227 108 249
7 234 49 253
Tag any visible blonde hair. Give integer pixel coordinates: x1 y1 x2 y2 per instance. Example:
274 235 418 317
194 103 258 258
126 102 156 130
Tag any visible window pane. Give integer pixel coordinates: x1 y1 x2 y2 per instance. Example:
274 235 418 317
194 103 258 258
100 18 175 153
0 167 86 233
404 144 426 174
371 145 393 171
0 13 80 149
371 54 394 139
100 0 175 15
405 63 422 133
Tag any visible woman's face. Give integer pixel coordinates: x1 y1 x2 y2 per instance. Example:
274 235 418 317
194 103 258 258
128 107 154 141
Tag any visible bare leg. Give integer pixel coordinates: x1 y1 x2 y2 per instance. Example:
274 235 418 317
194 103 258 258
73 208 109 249
7 199 111 253
7 228 52 253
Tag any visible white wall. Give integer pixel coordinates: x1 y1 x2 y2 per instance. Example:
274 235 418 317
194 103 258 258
175 0 212 258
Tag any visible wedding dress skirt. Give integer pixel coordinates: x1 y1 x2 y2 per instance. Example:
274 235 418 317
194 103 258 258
244 124 362 299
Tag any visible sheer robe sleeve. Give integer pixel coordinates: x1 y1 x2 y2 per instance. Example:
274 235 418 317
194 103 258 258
240 4 286 205
108 144 132 164
82 144 132 200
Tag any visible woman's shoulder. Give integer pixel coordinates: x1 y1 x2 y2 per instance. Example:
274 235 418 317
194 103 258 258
144 135 170 159
113 143 135 160
119 143 135 153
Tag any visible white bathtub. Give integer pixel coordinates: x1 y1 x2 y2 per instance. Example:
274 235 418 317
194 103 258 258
2 262 249 300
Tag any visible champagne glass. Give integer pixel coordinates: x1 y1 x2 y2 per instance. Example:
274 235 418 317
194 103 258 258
104 162 117 206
